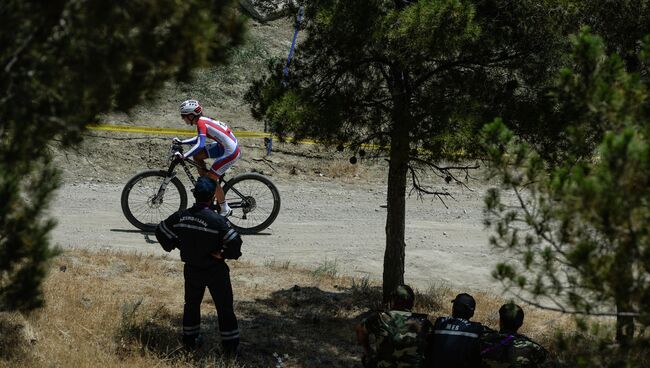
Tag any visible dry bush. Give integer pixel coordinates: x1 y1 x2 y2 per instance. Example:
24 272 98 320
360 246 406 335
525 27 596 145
348 277 382 311
414 283 452 314
262 258 292 270
0 312 36 361
324 159 368 180
310 259 339 280
548 318 650 367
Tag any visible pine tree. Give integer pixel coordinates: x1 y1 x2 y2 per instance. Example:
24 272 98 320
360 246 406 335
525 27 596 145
482 30 650 345
0 0 244 312
246 0 568 299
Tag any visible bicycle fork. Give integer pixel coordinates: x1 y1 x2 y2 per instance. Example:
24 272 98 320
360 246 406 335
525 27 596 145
152 161 185 205
152 174 177 205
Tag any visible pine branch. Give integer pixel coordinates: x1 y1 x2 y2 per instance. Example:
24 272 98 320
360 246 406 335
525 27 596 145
407 165 454 208
511 292 640 317
409 156 479 192
511 185 568 258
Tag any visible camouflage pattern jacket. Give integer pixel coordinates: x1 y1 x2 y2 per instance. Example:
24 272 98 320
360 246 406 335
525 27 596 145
361 310 428 368
480 331 556 368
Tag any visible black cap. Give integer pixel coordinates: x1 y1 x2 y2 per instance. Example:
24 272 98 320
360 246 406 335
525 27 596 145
193 176 217 201
451 293 476 311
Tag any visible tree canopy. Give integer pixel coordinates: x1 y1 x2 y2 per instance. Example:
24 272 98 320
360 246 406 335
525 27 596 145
247 0 570 298
482 30 650 347
0 0 244 312
503 1 650 165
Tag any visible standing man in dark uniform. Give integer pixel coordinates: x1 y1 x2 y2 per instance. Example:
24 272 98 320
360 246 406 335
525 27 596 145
155 176 243 355
423 293 484 367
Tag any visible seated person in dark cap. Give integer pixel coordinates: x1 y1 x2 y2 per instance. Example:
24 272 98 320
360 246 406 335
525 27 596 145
480 303 556 368
422 293 484 368
356 284 428 368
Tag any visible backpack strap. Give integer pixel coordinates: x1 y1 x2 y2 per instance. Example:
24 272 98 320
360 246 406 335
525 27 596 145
481 334 516 355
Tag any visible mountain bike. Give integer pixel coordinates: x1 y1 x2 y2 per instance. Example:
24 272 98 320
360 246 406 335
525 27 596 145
120 144 281 234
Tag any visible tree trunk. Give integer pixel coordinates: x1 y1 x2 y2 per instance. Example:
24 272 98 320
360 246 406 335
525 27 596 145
382 134 409 302
382 67 412 303
615 300 635 347
614 241 636 346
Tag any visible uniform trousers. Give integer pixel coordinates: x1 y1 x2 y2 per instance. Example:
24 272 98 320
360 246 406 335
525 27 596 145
182 262 239 352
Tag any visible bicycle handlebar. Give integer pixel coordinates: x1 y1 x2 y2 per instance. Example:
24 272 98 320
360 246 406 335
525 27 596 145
170 144 184 153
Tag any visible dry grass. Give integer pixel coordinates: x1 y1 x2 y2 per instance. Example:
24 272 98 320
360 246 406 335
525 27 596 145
0 249 579 368
324 159 369 181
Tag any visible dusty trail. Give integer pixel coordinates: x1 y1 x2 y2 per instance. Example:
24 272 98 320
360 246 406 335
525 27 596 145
50 177 508 294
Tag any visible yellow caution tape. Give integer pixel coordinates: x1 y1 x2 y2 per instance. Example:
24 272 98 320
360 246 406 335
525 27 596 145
87 123 271 138
87 123 323 145
86 124 463 156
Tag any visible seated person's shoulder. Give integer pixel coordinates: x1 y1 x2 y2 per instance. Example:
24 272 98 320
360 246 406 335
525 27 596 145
512 334 554 366
481 324 497 335
433 315 451 327
513 334 547 353
480 330 510 347
357 310 382 326
433 316 482 331
468 320 485 331
408 312 429 327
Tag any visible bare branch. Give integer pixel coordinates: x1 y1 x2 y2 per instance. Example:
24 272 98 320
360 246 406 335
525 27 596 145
407 165 454 208
510 292 640 317
409 156 479 192
4 32 35 73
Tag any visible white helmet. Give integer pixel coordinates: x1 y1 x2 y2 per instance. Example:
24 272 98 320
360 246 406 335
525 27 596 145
179 99 202 116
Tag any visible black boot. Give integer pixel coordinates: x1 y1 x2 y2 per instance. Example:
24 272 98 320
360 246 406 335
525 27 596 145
182 334 203 352
222 340 240 358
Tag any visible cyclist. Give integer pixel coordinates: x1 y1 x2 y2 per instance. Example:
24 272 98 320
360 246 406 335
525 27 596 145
173 99 241 217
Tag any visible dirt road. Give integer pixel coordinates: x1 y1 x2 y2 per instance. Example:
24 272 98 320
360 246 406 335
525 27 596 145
50 176 509 294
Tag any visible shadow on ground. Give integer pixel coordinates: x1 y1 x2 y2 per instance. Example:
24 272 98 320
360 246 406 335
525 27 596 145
117 284 385 367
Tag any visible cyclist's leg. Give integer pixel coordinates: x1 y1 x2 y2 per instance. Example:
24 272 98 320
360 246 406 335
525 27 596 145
192 149 210 176
206 171 225 203
208 147 241 215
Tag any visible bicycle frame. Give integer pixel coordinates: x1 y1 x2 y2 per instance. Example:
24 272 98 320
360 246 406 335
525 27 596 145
155 147 251 215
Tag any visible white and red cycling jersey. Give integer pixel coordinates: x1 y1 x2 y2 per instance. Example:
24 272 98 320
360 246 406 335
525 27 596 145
181 116 238 158
180 116 241 177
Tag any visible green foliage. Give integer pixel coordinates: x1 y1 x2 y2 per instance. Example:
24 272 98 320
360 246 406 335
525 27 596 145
529 28 647 164
0 0 244 312
510 1 650 164
577 0 650 74
247 0 569 297
0 159 61 312
248 0 568 157
483 31 650 345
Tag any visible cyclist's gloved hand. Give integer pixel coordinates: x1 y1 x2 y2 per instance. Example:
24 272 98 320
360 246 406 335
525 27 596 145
172 151 184 161
172 137 182 145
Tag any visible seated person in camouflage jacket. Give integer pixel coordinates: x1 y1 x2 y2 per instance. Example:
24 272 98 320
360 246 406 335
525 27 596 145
356 284 428 368
480 303 556 368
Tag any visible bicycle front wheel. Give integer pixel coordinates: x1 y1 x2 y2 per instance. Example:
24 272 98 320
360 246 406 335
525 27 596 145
121 170 188 232
223 173 281 234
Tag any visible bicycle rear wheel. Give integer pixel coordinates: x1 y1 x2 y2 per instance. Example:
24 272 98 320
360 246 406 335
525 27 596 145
121 170 188 232
223 173 281 234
